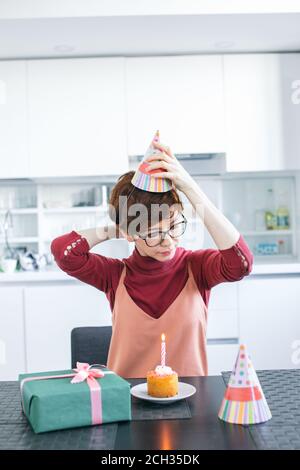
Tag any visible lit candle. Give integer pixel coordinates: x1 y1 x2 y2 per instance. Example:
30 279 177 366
161 333 166 367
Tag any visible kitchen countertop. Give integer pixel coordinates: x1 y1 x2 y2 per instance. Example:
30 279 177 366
251 261 300 275
1 261 300 282
0 267 77 283
1 369 299 450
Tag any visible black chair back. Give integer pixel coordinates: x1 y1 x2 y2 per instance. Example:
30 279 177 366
71 326 112 368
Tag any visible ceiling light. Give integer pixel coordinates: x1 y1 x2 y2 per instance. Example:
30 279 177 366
214 41 235 49
53 45 75 53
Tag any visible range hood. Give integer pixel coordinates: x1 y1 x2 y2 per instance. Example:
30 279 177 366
130 152 226 176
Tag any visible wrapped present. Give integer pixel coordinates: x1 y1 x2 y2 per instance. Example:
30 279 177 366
19 362 131 433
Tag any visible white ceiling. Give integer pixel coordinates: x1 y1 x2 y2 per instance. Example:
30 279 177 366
0 11 300 59
2 0 300 18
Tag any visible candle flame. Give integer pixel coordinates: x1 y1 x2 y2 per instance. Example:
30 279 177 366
161 333 165 341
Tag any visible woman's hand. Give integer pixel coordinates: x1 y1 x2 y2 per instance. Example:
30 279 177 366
145 141 197 194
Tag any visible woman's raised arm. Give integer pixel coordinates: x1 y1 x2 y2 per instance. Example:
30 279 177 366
50 225 124 293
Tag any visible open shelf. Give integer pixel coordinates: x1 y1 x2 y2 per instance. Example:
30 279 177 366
243 230 293 236
222 175 297 260
0 174 299 263
0 208 38 215
0 237 39 244
0 181 116 260
43 206 108 214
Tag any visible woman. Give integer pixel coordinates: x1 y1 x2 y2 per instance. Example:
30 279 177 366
51 140 253 378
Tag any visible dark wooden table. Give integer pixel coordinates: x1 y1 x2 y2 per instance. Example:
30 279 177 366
117 376 256 450
2 370 299 450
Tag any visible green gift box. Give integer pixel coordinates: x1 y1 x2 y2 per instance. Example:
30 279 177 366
19 363 132 434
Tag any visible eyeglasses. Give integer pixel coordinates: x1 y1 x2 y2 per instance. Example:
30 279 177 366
138 214 188 247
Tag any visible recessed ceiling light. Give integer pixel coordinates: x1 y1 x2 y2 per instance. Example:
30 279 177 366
214 41 235 49
53 45 75 53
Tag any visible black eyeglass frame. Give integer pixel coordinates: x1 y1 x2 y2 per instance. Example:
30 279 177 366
137 213 188 247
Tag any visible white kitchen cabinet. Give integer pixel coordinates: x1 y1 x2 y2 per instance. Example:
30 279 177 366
224 53 300 172
24 284 112 372
207 282 239 339
0 61 29 178
207 343 238 376
239 276 300 370
22 277 239 376
126 55 225 155
0 287 26 380
27 58 128 178
278 53 300 170
206 282 239 375
224 54 284 172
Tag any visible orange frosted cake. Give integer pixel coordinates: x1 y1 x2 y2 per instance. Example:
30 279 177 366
147 365 178 398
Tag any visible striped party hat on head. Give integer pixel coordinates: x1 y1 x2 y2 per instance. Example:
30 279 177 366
218 344 272 425
131 130 173 193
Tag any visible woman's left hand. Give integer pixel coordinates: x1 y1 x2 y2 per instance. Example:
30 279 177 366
145 141 196 194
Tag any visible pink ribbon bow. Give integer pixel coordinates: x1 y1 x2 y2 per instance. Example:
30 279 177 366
71 362 105 383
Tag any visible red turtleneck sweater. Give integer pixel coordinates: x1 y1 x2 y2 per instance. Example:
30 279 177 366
50 231 253 319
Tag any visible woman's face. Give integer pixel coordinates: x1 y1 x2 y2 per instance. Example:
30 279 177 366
123 209 183 261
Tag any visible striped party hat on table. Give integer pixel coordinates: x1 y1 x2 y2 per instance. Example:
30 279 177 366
131 130 173 193
218 344 272 425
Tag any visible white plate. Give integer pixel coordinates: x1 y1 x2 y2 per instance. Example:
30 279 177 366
130 382 196 404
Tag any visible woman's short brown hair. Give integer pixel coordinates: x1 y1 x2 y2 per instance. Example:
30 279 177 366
109 171 184 235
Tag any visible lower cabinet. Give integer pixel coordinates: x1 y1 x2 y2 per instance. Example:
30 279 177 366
1 280 241 379
0 287 25 380
239 276 300 370
23 280 240 376
24 284 112 373
3 274 298 380
207 282 239 340
206 282 239 375
207 343 239 376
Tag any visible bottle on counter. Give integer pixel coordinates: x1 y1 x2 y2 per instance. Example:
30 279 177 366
276 206 290 230
275 189 290 230
278 239 286 255
264 188 277 230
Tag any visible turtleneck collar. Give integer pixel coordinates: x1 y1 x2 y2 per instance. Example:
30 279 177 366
127 245 180 274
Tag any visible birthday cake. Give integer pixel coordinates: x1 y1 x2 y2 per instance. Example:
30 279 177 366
147 365 178 398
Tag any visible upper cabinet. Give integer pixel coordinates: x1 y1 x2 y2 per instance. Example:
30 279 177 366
0 61 29 179
1 53 300 180
223 53 300 172
277 53 300 171
125 55 226 155
27 58 128 178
